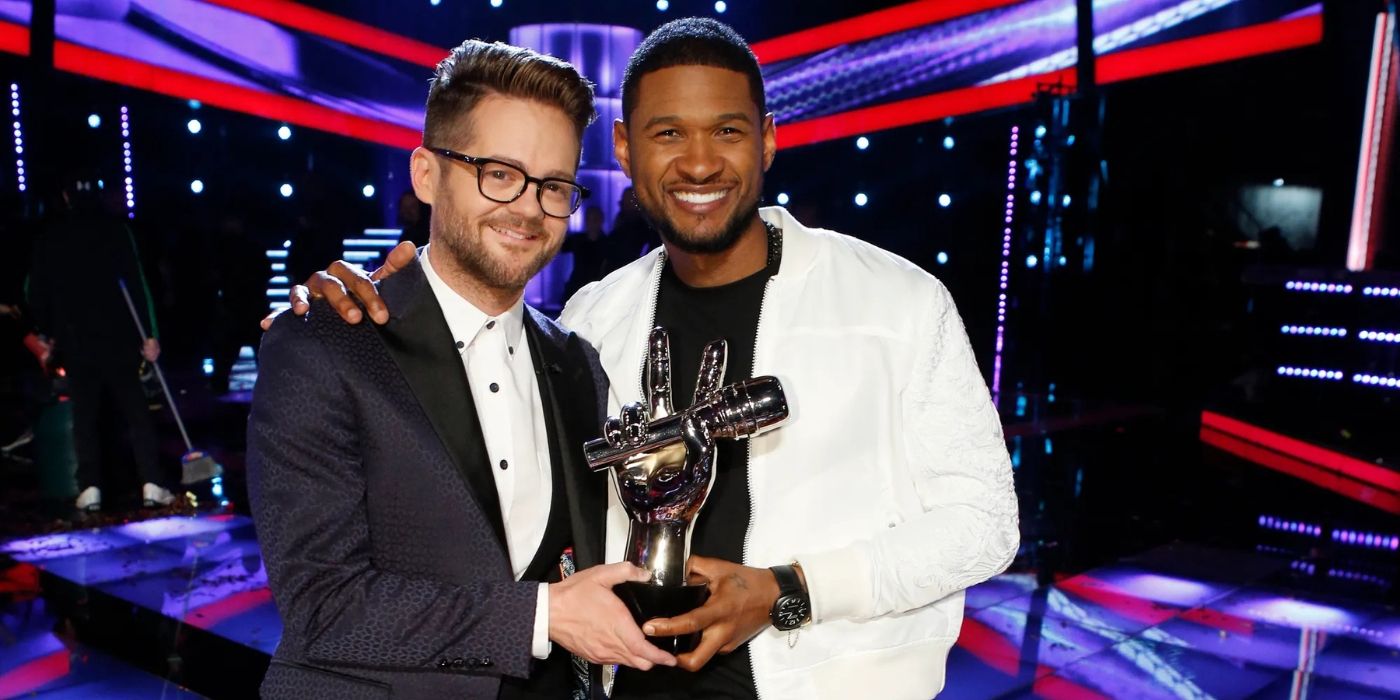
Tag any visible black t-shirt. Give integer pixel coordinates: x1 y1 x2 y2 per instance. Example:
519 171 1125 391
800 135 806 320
612 255 775 700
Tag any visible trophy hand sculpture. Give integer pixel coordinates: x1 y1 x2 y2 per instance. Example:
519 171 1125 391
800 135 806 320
584 327 789 653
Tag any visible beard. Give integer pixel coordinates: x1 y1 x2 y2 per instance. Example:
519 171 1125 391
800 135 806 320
640 187 760 256
433 201 558 291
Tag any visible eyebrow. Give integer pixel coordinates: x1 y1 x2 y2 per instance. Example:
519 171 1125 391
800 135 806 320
483 154 573 181
642 112 754 130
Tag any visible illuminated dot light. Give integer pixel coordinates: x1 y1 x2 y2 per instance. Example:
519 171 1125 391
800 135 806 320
853 192 868 207
1275 366 1343 380
1353 373 1400 389
1326 568 1390 587
10 83 24 192
121 106 134 216
1285 281 1354 294
1288 560 1316 575
1280 325 1347 337
943 135 955 150
1257 515 1323 537
714 0 726 12
190 179 204 194
277 125 292 140
855 136 869 150
490 0 502 7
1331 529 1400 551
280 183 293 198
1358 330 1400 343
187 118 202 134
936 251 948 265
87 113 101 128
775 192 789 205
657 0 669 8
362 184 375 198
991 126 1018 396
1362 286 1400 297
938 193 952 207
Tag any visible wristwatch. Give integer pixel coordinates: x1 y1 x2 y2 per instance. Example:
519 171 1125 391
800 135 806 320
768 564 811 631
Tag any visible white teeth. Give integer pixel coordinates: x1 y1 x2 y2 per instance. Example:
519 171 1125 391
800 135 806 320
673 190 727 204
492 225 533 240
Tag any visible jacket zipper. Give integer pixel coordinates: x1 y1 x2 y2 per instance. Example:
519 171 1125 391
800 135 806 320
637 250 666 401
746 275 775 700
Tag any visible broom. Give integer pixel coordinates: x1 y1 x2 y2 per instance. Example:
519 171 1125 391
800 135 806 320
118 280 223 485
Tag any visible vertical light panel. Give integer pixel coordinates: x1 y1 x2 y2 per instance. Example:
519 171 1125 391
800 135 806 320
1346 11 1394 271
121 106 134 218
992 125 1019 397
10 83 23 192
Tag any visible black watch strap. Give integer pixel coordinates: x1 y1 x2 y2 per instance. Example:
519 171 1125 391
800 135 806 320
769 564 811 630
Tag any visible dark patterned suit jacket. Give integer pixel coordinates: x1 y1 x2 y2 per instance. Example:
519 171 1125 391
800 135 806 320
248 256 608 699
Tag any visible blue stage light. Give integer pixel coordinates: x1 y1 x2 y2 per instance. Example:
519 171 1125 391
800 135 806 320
1026 255 1038 268
936 251 948 265
1034 125 1047 138
1273 178 1285 187
776 192 789 205
362 184 376 198
714 0 726 12
187 119 202 134
854 192 868 207
942 135 954 150
188 99 201 109
1030 190 1042 205
657 0 669 8
87 114 101 128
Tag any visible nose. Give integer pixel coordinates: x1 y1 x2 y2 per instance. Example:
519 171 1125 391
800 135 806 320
505 180 548 219
675 138 723 183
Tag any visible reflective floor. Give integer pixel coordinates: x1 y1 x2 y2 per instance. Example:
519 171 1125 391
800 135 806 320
4 514 1398 699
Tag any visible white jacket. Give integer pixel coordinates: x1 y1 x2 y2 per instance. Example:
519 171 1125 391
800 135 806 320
561 206 1019 700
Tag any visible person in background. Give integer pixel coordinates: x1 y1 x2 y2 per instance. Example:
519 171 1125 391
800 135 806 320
26 168 174 512
561 206 613 300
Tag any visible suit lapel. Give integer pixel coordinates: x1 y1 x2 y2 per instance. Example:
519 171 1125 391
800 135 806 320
524 310 606 571
378 258 508 551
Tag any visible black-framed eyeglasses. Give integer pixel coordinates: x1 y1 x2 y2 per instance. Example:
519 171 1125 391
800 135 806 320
428 147 589 218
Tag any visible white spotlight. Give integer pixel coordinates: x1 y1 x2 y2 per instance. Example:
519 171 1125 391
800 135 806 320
190 179 204 194
657 0 669 8
942 135 954 150
1273 178 1285 187
490 0 502 6
855 136 869 150
87 114 101 128
936 251 949 265
714 0 726 12
280 183 293 198
776 192 789 205
1026 255 1039 268
362 184 376 198
187 119 202 134
277 125 292 140
854 193 868 207
938 193 951 208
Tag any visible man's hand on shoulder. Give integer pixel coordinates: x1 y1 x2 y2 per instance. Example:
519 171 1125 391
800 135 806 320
642 555 782 672
548 562 677 671
258 241 415 331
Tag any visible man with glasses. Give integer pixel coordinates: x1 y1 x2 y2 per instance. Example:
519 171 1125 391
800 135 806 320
248 39 673 700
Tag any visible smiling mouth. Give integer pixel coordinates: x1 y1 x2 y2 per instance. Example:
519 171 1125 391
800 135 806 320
489 224 540 242
669 189 732 208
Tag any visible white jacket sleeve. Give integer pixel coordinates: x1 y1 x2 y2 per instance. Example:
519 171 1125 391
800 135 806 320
798 280 1020 623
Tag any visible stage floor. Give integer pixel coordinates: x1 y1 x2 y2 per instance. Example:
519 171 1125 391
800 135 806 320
3 515 1398 699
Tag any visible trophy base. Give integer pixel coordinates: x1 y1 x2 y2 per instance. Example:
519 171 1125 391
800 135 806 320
613 580 711 654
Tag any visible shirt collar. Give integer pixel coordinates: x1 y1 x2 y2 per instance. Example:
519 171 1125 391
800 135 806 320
420 244 526 350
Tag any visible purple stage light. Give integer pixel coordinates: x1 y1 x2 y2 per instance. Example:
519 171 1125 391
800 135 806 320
1359 330 1400 343
1353 373 1400 389
1276 365 1343 381
1362 286 1400 296
1280 325 1348 337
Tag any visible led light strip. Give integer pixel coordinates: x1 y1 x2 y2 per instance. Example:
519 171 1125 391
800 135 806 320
1352 373 1400 389
1276 366 1343 380
121 106 134 217
1258 515 1323 536
1331 528 1400 550
10 83 23 192
1280 325 1347 337
991 125 1018 397
1362 286 1400 297
1358 330 1400 343
1284 281 1353 294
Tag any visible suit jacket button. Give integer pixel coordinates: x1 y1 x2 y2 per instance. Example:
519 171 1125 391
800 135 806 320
479 657 492 667
453 657 466 669
438 658 449 669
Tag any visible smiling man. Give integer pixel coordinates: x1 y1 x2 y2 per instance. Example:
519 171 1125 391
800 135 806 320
247 40 673 700
291 19 1019 700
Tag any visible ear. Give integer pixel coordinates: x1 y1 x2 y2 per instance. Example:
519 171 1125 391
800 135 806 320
613 118 633 179
409 147 439 206
761 113 777 173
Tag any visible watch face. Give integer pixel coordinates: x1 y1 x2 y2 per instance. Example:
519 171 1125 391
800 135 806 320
774 595 809 630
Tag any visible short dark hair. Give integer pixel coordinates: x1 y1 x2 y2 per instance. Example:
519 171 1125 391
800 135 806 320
424 39 596 148
621 18 765 123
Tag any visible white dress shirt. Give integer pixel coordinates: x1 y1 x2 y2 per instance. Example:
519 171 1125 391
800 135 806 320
422 247 553 658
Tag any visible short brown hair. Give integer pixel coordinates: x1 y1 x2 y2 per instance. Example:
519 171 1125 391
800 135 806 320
424 40 596 149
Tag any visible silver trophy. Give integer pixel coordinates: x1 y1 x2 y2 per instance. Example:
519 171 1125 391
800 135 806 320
584 327 789 653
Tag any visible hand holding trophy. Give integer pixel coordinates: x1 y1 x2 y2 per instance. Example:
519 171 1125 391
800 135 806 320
583 327 789 653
